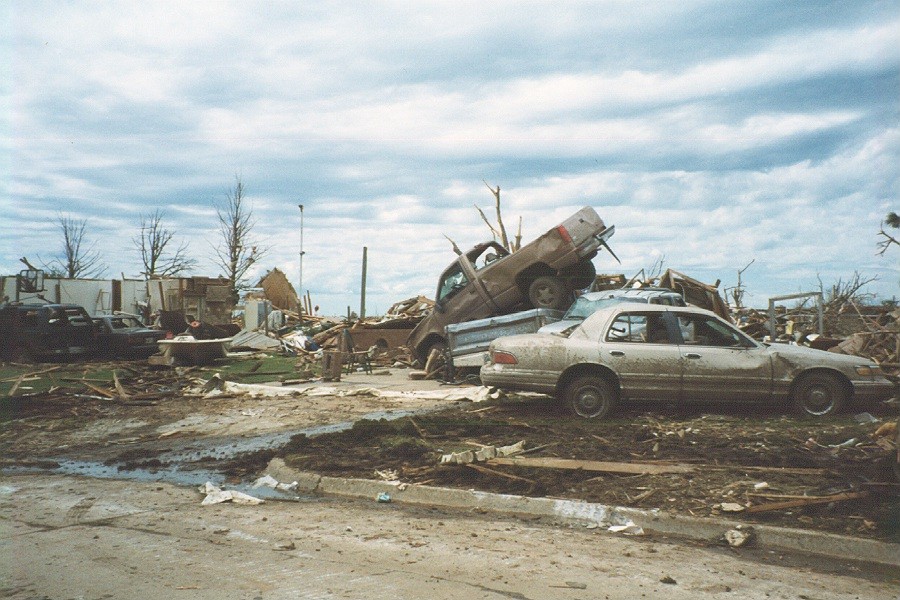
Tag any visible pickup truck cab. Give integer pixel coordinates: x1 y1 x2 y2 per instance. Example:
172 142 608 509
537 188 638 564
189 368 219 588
408 206 614 364
0 303 96 362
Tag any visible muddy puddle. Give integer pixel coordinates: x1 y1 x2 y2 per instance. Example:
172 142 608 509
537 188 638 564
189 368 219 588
2 407 434 500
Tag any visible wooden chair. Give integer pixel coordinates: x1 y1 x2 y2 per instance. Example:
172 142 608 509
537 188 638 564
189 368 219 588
341 329 374 374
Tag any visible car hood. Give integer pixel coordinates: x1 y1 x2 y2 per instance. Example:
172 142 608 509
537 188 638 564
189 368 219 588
762 342 873 367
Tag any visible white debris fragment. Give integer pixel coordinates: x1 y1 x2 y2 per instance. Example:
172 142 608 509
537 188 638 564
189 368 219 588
439 440 526 464
251 475 299 492
719 502 746 513
607 520 644 535
753 482 769 490
199 482 264 506
723 526 755 548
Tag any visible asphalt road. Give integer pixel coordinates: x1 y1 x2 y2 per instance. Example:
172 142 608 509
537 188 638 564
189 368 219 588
1 474 896 600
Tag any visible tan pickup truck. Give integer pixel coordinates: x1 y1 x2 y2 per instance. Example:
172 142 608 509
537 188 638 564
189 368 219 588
407 206 615 365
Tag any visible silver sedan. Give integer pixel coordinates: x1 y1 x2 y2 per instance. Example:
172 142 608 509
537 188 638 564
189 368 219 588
480 303 896 419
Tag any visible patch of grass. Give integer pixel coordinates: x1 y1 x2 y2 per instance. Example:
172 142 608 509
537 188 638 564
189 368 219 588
201 354 305 384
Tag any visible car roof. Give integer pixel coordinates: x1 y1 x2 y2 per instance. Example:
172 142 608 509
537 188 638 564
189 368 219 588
578 288 681 301
581 301 720 324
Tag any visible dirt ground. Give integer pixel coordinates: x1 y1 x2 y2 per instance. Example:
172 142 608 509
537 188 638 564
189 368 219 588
2 361 898 544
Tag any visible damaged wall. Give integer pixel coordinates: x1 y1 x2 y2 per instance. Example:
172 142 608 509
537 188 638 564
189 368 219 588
147 277 234 325
0 276 148 317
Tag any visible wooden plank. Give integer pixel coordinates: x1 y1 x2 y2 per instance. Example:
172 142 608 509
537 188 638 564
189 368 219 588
488 457 696 475
81 382 116 398
113 372 130 400
745 491 869 514
464 463 537 484
7 375 25 397
708 465 829 476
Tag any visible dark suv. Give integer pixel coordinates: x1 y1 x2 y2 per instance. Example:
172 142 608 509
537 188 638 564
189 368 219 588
0 303 96 362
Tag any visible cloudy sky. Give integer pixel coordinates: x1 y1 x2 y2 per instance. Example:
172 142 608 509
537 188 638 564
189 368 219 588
3 1 898 315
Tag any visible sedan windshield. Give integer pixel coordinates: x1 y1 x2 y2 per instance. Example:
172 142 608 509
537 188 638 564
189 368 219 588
564 296 638 320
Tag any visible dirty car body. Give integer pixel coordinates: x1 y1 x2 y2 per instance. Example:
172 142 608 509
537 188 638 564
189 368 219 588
408 206 614 364
93 315 166 358
481 303 895 419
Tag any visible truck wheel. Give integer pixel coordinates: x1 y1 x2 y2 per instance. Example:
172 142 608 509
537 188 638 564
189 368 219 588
528 276 568 310
564 376 617 419
561 259 596 290
791 372 847 417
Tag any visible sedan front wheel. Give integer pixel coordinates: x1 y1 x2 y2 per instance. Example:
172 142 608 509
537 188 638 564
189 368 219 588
791 372 847 417
564 376 617 419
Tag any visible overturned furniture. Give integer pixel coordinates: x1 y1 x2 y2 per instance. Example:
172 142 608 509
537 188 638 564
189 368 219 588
153 335 233 366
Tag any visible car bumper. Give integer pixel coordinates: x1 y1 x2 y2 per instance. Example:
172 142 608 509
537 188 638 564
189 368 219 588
479 365 557 394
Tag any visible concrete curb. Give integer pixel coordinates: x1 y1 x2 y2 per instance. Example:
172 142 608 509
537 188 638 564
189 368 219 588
265 458 899 568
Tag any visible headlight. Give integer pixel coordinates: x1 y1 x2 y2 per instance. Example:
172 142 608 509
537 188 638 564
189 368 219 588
855 365 883 377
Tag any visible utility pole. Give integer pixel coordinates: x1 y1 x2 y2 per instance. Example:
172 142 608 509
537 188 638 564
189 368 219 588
298 204 305 315
360 246 367 320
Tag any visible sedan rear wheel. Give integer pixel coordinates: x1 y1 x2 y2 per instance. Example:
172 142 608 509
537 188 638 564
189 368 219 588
564 376 617 419
791 372 847 417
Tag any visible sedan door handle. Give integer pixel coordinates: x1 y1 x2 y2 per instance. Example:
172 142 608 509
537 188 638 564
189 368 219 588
609 350 625 357
685 353 702 359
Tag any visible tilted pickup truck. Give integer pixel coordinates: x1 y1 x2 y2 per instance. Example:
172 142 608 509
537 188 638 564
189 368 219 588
407 206 615 365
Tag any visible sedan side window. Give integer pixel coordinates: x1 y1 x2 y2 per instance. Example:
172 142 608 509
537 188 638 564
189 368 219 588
606 313 672 344
679 315 746 347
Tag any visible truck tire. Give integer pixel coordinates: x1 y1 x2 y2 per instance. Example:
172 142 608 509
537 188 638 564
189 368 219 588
561 259 596 290
528 276 568 310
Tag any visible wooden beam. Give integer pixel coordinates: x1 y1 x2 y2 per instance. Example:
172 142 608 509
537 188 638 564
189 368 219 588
745 491 869 514
488 457 695 475
465 463 537 484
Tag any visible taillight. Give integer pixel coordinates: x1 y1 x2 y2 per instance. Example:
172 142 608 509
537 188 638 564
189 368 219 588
556 225 572 244
491 351 518 365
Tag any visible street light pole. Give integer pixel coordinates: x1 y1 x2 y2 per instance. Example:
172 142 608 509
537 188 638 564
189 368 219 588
298 204 305 315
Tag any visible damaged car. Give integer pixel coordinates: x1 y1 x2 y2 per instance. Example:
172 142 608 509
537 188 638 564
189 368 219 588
93 314 167 359
408 206 616 365
481 303 896 419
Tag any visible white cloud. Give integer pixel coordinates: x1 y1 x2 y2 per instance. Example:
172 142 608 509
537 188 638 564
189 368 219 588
3 2 898 312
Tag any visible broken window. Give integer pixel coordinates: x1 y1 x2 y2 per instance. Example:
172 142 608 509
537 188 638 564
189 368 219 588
678 315 747 347
437 266 469 303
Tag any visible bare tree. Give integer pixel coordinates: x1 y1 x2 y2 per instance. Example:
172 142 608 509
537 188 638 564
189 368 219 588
42 214 107 278
476 181 516 251
877 211 899 255
133 209 197 278
212 176 265 300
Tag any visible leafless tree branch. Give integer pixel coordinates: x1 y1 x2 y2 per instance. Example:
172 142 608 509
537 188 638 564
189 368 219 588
481 180 510 251
41 214 107 278
212 176 266 300
133 209 197 278
876 211 899 256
